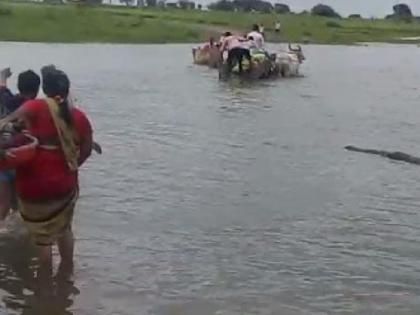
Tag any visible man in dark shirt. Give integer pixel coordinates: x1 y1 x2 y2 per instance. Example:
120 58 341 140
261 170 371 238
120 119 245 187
0 68 40 231
0 68 40 115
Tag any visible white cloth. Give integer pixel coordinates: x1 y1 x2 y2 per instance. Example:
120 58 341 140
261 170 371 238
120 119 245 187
247 31 264 48
241 40 256 50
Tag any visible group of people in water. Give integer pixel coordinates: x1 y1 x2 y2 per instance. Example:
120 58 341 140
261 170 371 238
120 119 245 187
201 24 267 74
0 65 96 290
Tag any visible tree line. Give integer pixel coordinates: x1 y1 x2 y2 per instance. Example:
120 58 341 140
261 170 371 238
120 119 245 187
44 0 416 21
207 1 415 20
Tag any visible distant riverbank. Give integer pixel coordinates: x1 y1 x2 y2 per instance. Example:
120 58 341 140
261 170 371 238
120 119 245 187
1 2 420 44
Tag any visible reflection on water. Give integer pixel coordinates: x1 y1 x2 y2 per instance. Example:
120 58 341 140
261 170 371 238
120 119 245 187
0 233 35 314
0 43 420 314
0 216 79 315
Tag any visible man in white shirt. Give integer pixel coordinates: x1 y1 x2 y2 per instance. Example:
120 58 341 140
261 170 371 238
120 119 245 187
247 24 265 49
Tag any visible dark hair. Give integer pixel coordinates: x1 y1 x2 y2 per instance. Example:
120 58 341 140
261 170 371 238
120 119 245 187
224 31 232 37
42 70 72 126
17 70 40 99
248 36 254 41
252 24 259 31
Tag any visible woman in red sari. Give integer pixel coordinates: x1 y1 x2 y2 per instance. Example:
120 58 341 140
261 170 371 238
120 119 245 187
0 69 93 281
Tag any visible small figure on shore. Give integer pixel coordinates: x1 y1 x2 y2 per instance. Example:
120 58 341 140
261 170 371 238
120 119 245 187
275 21 281 33
259 23 265 38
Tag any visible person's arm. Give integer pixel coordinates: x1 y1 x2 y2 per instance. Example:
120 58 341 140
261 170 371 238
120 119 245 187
0 87 14 113
79 131 93 167
0 105 28 131
92 141 102 154
0 68 15 115
220 38 227 52
0 68 12 88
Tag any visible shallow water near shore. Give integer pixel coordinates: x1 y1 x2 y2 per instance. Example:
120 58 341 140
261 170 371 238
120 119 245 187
0 42 420 314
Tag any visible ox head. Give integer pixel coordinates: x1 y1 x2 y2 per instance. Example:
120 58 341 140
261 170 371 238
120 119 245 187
288 44 305 64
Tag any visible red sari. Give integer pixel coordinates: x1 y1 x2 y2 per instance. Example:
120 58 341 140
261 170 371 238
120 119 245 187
6 99 94 245
15 99 92 201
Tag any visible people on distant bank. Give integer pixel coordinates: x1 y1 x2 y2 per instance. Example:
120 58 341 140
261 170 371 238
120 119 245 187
275 21 281 33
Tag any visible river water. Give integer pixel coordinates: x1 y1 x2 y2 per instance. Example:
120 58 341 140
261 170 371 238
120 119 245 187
0 43 420 315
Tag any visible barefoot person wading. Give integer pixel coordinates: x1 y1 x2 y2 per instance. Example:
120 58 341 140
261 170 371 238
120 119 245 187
0 67 94 283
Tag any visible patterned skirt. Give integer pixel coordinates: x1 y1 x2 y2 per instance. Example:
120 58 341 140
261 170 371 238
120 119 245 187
18 188 78 246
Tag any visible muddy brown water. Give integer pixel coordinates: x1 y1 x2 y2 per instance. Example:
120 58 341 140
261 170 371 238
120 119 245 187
0 42 420 315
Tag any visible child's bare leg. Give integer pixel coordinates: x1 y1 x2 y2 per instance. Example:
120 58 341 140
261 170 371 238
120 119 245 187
0 180 12 231
36 245 53 296
0 67 12 86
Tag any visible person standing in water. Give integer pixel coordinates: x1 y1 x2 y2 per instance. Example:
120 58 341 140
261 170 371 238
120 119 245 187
0 67 93 286
0 68 40 231
247 24 265 49
220 32 252 74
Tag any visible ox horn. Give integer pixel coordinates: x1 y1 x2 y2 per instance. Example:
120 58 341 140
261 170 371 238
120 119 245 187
289 43 299 52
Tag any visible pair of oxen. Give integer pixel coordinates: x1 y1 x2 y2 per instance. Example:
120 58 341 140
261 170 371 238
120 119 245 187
192 43 305 80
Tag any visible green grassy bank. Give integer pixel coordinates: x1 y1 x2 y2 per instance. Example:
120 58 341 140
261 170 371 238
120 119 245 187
0 1 420 44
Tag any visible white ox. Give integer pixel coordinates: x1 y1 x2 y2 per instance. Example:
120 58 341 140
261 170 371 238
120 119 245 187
276 44 305 77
